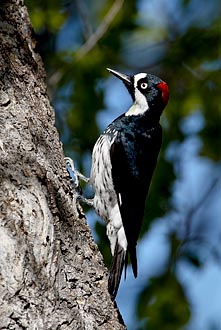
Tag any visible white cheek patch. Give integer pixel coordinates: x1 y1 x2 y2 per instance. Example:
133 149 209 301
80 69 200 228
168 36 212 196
135 88 149 109
126 72 149 116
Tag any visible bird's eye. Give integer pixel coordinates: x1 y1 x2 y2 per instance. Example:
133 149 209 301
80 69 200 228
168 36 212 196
140 82 148 89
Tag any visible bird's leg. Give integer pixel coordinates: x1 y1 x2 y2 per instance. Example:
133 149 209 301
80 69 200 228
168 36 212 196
65 157 94 207
76 195 94 207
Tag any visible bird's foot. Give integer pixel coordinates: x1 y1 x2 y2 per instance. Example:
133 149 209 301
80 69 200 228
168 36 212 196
65 156 89 188
76 195 94 207
65 157 93 207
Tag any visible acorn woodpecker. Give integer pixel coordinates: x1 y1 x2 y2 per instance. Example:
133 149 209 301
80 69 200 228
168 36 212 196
90 68 169 299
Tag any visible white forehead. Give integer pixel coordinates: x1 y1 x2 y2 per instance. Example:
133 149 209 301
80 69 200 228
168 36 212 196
134 73 147 87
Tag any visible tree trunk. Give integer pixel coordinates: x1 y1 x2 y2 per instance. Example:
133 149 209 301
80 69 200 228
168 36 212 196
0 1 125 329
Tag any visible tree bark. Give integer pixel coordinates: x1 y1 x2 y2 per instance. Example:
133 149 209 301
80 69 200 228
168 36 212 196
0 1 125 329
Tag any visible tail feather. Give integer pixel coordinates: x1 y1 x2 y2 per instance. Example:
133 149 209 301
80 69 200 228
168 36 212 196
129 245 138 278
108 243 126 300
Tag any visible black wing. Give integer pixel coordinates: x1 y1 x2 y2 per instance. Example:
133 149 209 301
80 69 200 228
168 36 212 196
110 128 162 277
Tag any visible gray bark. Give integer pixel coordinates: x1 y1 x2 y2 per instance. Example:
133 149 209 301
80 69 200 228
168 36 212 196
0 1 125 329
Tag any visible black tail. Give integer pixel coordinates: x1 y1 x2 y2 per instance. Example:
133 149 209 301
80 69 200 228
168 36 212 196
128 244 138 278
108 243 126 300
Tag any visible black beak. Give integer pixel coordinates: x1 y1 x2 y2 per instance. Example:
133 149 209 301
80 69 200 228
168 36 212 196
107 68 132 86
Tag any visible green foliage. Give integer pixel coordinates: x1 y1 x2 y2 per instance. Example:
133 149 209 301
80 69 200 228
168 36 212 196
25 0 66 32
137 271 191 330
25 0 221 329
137 232 199 329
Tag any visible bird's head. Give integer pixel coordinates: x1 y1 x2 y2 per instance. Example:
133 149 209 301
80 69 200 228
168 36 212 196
107 68 169 118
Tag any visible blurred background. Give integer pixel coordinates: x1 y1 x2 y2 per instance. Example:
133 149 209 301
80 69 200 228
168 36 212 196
25 0 221 329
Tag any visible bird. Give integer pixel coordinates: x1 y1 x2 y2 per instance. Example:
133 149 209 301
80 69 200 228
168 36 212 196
89 68 169 299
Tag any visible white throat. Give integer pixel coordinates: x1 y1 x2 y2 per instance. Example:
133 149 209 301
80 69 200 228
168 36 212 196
125 102 149 116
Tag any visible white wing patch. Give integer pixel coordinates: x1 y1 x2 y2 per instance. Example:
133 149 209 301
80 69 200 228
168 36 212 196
118 193 122 206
